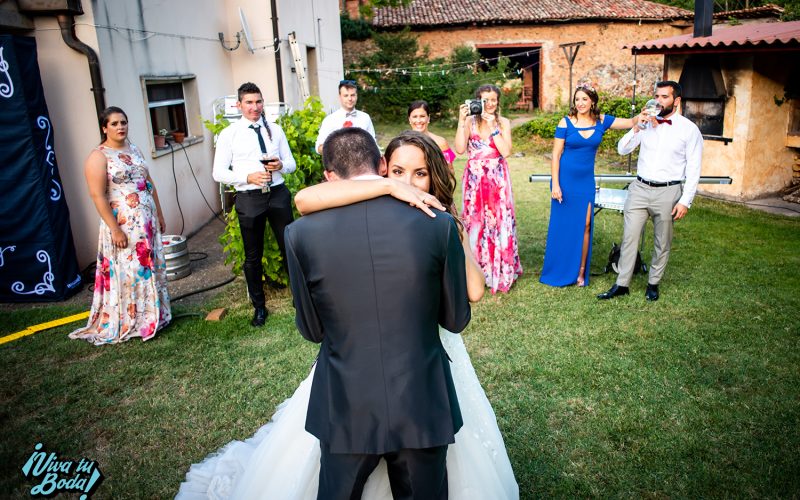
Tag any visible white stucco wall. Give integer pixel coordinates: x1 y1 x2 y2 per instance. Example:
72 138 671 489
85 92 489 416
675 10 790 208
31 0 342 268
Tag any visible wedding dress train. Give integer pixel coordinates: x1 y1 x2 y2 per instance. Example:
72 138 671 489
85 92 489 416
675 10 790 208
176 328 518 499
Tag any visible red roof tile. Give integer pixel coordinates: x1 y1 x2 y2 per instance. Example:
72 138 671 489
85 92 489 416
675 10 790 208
372 0 691 27
624 20 800 53
713 4 784 19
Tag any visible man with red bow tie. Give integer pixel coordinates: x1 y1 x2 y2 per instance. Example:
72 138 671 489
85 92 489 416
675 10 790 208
315 80 376 154
598 81 703 302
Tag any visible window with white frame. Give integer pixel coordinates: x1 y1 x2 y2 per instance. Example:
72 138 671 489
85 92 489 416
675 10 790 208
143 75 201 152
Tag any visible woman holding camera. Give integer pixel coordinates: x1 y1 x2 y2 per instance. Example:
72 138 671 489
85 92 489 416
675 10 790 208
455 84 522 294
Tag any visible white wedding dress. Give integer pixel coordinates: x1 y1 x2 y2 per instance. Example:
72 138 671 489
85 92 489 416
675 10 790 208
176 328 519 499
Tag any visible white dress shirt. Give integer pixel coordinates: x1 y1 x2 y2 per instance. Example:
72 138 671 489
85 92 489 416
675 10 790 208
315 108 376 152
618 113 703 207
212 117 296 191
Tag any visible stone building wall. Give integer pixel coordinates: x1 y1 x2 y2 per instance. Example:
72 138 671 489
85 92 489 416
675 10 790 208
344 21 688 110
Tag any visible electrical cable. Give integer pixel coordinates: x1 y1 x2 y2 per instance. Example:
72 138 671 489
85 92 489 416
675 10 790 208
189 251 208 262
170 275 236 302
346 47 542 74
174 142 229 224
167 142 186 235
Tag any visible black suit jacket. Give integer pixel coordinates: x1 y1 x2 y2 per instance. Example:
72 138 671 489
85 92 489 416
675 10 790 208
285 196 471 455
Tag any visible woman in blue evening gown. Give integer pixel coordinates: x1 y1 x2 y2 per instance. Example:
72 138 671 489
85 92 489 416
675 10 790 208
540 84 635 287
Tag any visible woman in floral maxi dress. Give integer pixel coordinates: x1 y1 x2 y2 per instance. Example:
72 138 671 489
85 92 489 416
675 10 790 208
455 85 522 294
70 107 170 345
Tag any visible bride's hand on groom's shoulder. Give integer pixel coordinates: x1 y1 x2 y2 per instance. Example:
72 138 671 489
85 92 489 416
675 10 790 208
387 179 444 217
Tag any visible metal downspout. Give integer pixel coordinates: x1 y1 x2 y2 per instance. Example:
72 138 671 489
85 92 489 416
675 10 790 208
269 0 285 102
56 14 105 131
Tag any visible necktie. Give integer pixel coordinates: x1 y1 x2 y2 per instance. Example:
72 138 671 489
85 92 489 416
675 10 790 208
250 124 268 153
249 124 271 192
656 118 672 125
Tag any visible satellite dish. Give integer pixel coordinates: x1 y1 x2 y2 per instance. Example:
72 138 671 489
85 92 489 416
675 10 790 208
239 8 256 54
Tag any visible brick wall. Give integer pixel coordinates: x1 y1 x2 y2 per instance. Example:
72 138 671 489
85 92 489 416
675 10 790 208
345 21 688 110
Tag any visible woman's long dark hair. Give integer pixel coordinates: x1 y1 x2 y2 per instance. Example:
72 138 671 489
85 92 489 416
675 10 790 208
568 86 600 122
384 131 463 233
98 106 128 143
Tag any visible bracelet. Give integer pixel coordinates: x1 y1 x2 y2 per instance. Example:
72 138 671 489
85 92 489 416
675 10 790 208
491 129 501 137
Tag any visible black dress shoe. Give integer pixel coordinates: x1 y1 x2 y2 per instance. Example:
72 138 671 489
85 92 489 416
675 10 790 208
597 284 629 300
645 283 659 301
251 306 268 327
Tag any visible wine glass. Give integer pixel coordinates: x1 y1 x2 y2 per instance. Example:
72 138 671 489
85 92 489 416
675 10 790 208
638 99 662 129
260 154 273 193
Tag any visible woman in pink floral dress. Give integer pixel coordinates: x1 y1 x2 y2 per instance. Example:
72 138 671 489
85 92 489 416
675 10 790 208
454 85 522 293
70 107 171 345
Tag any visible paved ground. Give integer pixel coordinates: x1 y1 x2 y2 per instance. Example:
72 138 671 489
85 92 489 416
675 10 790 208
1 216 237 313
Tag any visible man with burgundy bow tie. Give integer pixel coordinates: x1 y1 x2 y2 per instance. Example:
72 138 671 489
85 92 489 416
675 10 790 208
598 81 703 302
213 82 296 326
315 79 376 154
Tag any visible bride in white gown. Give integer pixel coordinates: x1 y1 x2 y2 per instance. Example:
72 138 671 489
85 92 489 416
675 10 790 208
177 132 518 500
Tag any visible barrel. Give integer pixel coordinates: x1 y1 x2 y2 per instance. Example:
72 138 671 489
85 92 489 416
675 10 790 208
162 234 191 281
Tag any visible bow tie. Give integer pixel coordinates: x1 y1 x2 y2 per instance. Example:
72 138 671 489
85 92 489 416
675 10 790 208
656 118 672 125
345 111 357 118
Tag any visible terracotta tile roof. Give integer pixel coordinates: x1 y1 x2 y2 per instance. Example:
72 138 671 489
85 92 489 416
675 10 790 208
713 4 784 19
372 0 691 28
624 20 800 53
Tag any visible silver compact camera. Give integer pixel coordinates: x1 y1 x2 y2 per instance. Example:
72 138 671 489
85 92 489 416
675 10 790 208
465 99 484 116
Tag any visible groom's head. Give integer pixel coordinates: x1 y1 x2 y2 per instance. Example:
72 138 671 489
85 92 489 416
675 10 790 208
322 128 384 181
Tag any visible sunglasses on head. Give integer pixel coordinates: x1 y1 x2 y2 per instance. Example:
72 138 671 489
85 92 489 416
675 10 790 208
340 79 357 86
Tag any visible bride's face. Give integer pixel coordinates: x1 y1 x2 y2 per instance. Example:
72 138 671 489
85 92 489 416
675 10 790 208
387 144 431 193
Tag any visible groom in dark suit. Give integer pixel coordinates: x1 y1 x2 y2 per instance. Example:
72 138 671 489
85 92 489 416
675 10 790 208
285 127 471 500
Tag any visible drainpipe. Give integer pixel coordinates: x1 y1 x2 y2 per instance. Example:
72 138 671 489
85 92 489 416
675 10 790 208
57 14 105 132
269 0 285 102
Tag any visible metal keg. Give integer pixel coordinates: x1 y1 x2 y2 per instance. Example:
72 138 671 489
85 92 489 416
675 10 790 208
162 234 191 281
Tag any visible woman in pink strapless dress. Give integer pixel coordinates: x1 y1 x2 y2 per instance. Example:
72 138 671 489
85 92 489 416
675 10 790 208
408 100 457 171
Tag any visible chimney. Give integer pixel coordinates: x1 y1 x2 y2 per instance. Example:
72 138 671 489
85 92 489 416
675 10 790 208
694 0 713 38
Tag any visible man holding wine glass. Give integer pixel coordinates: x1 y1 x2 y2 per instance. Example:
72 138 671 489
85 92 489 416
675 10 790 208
213 82 296 326
598 80 703 302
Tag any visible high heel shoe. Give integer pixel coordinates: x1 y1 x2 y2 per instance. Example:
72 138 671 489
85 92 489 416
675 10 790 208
576 268 586 287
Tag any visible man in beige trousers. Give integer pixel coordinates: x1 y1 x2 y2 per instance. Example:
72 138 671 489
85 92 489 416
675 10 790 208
598 81 703 302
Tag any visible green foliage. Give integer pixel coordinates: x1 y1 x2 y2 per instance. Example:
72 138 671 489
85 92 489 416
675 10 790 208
340 13 372 41
217 97 326 284
355 33 519 122
516 110 567 140
202 113 230 137
517 94 650 151
357 0 413 17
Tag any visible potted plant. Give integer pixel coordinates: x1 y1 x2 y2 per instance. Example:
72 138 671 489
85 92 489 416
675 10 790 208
172 131 186 144
154 129 168 149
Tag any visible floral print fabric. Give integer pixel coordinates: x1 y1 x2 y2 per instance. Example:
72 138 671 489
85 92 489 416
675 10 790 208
70 144 170 345
461 119 522 294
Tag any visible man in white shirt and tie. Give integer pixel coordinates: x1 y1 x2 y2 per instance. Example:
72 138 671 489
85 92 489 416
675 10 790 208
598 81 703 302
315 79 376 154
213 82 296 326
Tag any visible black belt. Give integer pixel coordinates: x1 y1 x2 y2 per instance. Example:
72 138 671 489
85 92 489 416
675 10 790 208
637 176 681 187
238 184 285 195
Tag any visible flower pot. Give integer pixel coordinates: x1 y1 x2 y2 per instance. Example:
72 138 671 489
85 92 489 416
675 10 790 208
154 135 166 149
173 132 186 144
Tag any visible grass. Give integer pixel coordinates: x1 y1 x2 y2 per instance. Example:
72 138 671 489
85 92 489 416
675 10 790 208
2 120 799 498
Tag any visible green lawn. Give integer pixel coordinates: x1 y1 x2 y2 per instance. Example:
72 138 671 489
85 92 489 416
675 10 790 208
2 122 799 498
